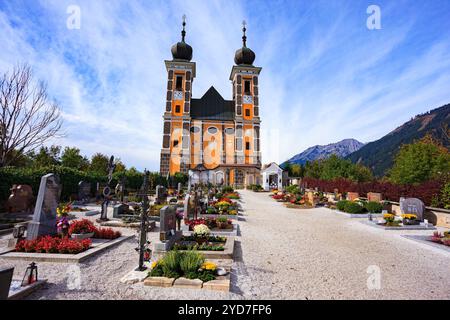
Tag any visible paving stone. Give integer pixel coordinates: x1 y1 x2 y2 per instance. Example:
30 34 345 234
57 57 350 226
143 276 175 287
173 277 203 289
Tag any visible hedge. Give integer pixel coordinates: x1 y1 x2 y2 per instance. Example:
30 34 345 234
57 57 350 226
0 166 106 206
0 166 188 209
302 177 446 207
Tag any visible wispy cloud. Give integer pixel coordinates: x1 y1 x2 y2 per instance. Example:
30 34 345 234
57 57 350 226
0 0 449 169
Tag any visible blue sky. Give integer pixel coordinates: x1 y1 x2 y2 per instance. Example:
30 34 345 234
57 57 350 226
1 0 450 171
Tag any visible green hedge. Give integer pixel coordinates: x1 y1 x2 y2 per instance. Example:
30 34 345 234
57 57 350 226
364 201 383 213
0 166 106 205
0 166 185 208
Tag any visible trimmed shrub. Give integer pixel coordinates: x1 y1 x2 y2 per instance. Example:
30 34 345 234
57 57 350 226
343 201 365 214
336 200 350 211
364 201 383 213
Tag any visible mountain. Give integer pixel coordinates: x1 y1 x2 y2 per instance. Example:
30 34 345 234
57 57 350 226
285 139 365 165
346 103 450 177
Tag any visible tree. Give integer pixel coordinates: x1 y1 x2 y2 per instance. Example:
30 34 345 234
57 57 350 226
89 153 109 174
388 135 450 184
61 147 89 171
114 158 126 173
0 64 63 167
31 145 61 168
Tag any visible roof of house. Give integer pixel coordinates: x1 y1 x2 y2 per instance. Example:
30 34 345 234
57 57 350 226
190 86 235 121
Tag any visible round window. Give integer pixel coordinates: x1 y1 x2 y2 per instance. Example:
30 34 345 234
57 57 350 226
225 128 235 135
207 127 218 134
190 126 200 133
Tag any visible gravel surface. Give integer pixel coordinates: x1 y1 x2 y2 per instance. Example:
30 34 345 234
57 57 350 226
1 190 449 300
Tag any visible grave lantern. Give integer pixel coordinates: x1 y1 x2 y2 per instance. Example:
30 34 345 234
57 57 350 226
21 262 38 286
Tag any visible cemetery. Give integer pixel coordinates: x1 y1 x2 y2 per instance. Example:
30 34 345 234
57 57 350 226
0 167 449 299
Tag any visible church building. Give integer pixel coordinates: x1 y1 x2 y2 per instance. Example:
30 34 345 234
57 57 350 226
159 18 262 187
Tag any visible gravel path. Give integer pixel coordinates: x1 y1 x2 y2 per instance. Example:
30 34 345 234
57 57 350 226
1 190 449 299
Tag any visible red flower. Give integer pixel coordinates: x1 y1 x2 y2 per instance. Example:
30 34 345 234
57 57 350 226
69 219 97 235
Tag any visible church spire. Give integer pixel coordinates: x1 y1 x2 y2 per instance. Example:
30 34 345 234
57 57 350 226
181 14 186 42
242 20 247 47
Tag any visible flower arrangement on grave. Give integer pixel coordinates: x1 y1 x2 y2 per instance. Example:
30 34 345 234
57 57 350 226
383 213 395 222
148 250 218 282
68 219 121 240
56 203 72 237
69 219 97 236
223 192 240 200
216 216 232 229
401 214 419 225
15 236 91 254
430 231 450 246
193 224 210 244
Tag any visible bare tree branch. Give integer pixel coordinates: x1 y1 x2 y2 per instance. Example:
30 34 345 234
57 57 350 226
0 64 63 167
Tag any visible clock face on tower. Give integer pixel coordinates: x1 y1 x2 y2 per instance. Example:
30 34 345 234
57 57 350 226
173 91 183 101
243 95 253 104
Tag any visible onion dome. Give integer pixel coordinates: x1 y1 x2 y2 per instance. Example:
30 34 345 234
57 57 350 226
171 15 193 61
234 20 256 66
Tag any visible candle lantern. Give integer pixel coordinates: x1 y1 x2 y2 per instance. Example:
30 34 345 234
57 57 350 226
21 262 38 286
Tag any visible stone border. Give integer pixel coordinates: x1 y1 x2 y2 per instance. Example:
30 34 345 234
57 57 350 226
100 220 155 230
200 214 238 220
8 279 47 300
174 236 235 259
401 235 450 253
0 235 133 263
284 203 314 210
360 220 436 230
333 210 383 219
144 274 231 292
208 223 238 237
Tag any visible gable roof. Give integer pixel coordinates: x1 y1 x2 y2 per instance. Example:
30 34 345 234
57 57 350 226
190 86 235 121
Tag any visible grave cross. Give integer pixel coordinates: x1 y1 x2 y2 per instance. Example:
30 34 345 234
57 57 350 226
100 156 116 221
136 170 150 271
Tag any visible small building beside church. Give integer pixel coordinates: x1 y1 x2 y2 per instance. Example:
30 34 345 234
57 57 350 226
159 18 262 188
261 162 286 191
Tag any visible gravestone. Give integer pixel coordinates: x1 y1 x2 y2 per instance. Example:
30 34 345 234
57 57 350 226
6 185 34 214
154 205 182 252
155 185 167 205
27 174 61 240
113 203 130 218
177 182 182 195
400 197 425 221
183 194 191 220
78 181 91 204
159 206 177 241
347 192 359 201
367 192 382 203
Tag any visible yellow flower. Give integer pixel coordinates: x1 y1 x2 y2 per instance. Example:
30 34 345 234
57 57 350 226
201 262 217 271
229 210 237 215
401 214 417 220
383 213 395 219
151 260 159 269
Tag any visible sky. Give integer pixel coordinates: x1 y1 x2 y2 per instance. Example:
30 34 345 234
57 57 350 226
1 0 450 171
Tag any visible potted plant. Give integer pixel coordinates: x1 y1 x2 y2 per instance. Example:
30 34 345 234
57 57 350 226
401 214 419 225
193 224 210 245
56 203 72 238
69 219 97 240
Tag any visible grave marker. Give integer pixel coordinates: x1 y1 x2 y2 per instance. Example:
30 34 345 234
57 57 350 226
400 197 425 221
77 181 91 204
6 185 34 214
367 192 382 203
26 174 61 240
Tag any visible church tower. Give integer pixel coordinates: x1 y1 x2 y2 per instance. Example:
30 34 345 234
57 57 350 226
230 21 262 167
160 16 195 176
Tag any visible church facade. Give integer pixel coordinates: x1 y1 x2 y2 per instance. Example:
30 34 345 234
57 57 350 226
160 19 262 187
